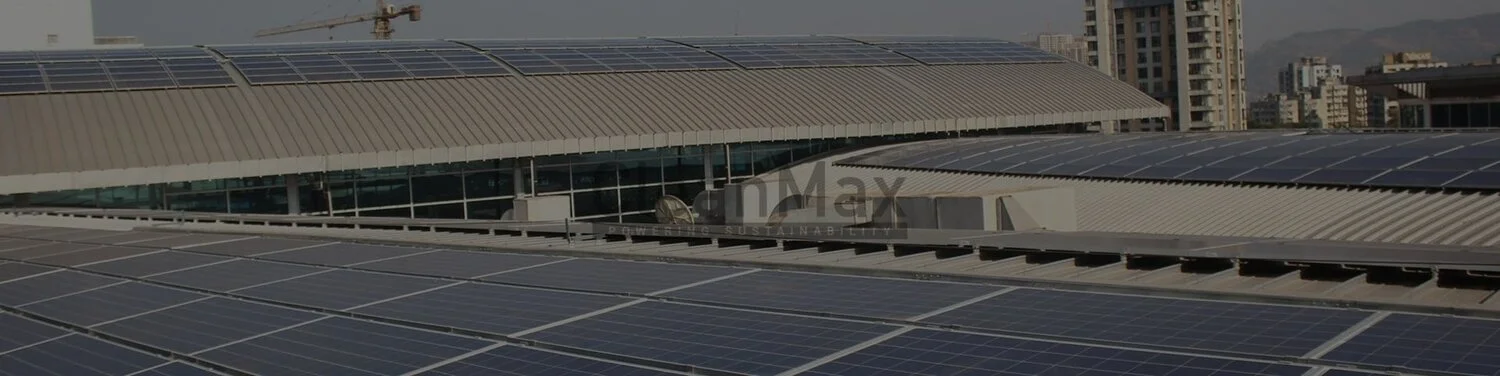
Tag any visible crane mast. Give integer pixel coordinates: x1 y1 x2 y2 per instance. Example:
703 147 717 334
254 0 423 40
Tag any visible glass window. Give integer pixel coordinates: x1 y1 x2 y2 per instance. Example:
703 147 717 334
463 170 514 199
358 207 411 218
1151 21 1161 32
328 182 357 211
573 162 619 189
168 191 228 213
532 164 571 193
351 166 409 180
356 178 411 208
1137 68 1149 79
572 189 619 217
1137 53 1147 63
229 188 288 214
664 154 706 183
665 182 706 205
619 158 663 186
167 180 225 194
99 186 162 209
1151 36 1161 47
227 175 285 190
621 185 663 213
466 199 514 220
1469 102 1491 128
1136 38 1146 48
753 149 794 174
414 203 465 219
297 183 324 214
32 189 96 207
729 152 755 178
410 174 463 204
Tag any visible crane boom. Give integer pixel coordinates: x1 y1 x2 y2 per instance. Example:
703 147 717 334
254 1 422 40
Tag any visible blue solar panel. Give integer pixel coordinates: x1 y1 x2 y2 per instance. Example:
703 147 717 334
213 40 466 57
804 329 1311 376
96 297 324 353
0 270 122 306
706 44 917 68
417 345 677 376
147 259 324 292
198 317 493 376
1294 169 1387 185
488 47 735 75
879 42 1065 64
352 250 560 279
0 51 38 63
850 35 1009 44
1236 167 1315 183
0 335 170 376
662 271 1002 319
132 362 224 376
1446 171 1500 190
230 56 303 84
283 54 359 82
459 38 678 50
483 258 746 294
161 59 234 87
1321 314 1500 375
666 35 855 46
19 282 206 327
235 270 453 310
921 289 1370 356
522 301 899 375
0 63 47 94
354 282 632 335
41 61 113 92
0 313 68 353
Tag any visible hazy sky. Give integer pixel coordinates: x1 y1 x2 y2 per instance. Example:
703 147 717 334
95 0 1500 50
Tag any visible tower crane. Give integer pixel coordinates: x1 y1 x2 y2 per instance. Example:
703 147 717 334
254 0 423 40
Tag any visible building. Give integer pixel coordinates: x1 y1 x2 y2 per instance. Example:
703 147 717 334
1083 0 1248 131
0 0 140 50
1279 56 1343 95
0 35 1168 221
1249 93 1299 126
1034 33 1089 63
1365 52 1449 127
1350 63 1500 128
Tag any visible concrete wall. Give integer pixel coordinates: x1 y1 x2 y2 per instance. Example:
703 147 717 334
0 0 95 50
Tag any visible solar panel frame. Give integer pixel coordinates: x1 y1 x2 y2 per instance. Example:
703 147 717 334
1320 314 1500 376
482 258 748 294
1366 169 1465 187
458 38 680 50
0 335 170 376
257 243 426 266
27 246 161 267
198 317 494 376
662 271 1003 319
0 242 100 260
233 270 454 310
920 289 1371 357
18 282 207 327
705 44 918 69
147 259 325 292
878 42 1066 64
131 362 225 376
665 35 857 46
353 282 634 335
522 301 900 375
487 46 735 75
803 329 1311 376
0 270 122 306
0 262 56 283
1444 170 1500 190
843 35 1010 44
351 250 561 279
416 345 678 376
1293 169 1388 185
181 237 334 257
0 313 68 353
95 297 325 354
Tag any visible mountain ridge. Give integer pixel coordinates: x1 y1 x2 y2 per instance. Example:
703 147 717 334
1246 12 1500 96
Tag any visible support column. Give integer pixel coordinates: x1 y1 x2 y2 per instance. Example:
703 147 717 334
513 158 530 198
722 144 733 182
286 174 301 215
703 145 715 190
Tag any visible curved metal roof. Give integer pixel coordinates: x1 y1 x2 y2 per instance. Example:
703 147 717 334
0 36 1170 195
838 132 1500 190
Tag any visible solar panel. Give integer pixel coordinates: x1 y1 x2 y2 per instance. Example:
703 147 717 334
354 282 633 335
181 237 333 256
81 251 230 278
1446 171 1500 190
197 317 493 375
0 335 170 376
803 329 1311 376
95 297 324 353
1236 167 1314 183
1405 157 1496 171
1366 169 1464 187
417 345 678 376
0 270 122 306
132 362 224 376
258 243 425 266
18 282 206 327
522 301 899 375
352 250 561 278
0 51 38 63
1320 370 1387 376
229 56 303 84
40 61 115 92
920 289 1370 356
163 59 235 87
0 313 68 353
130 233 255 249
666 35 855 46
1294 169 1387 185
483 258 746 294
459 38 678 50
662 271 1001 319
1320 314 1500 375
0 262 55 283
233 270 453 310
0 242 104 260
0 238 50 252
147 260 324 292
705 44 917 69
1179 166 1254 181
28 246 160 267
79 231 186 246
849 35 1009 44
1126 165 1194 179
879 42 1065 64
0 63 47 94
488 47 735 75
213 40 466 57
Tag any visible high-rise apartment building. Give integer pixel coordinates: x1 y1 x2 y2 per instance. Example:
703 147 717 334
1035 33 1089 63
1365 52 1448 127
1279 57 1343 95
1083 0 1247 132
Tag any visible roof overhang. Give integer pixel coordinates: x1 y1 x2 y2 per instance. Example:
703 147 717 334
1350 65 1500 99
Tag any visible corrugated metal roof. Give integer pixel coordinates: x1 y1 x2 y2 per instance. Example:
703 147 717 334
0 63 1166 195
749 148 1500 247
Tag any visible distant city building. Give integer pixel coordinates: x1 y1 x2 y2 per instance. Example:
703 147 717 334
1364 52 1449 127
1249 93 1300 125
1279 57 1343 95
1034 33 1089 63
1350 63 1500 129
1083 0 1247 132
0 0 140 50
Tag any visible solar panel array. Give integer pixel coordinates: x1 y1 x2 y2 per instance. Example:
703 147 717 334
214 40 511 85
5 225 1481 375
844 35 1068 64
0 47 234 94
660 36 921 69
839 133 1500 190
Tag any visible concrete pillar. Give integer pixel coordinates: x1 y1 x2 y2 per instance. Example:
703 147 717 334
286 174 301 214
1422 102 1434 128
513 158 530 198
703 145 715 189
